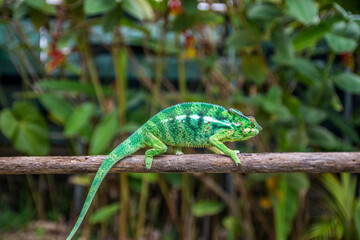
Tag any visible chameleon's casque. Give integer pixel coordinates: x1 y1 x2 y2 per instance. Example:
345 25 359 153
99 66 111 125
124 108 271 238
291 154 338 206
66 102 262 239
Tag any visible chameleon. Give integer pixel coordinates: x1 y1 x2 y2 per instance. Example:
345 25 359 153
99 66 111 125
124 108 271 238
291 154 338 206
66 102 262 239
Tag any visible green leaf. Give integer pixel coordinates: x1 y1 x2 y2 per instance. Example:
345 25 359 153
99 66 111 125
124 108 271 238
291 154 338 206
292 17 337 51
286 0 318 25
191 201 224 217
333 72 360 95
355 200 360 239
293 58 322 85
247 3 282 21
182 0 197 14
242 55 267 85
89 203 120 224
122 0 154 21
39 94 73 125
89 112 119 155
327 111 360 144
84 0 116 15
0 101 49 156
325 33 357 53
226 30 258 49
331 21 360 40
271 27 294 64
102 4 122 32
171 11 223 32
24 0 56 14
36 79 112 96
308 126 338 149
300 106 327 125
64 103 96 137
274 174 309 240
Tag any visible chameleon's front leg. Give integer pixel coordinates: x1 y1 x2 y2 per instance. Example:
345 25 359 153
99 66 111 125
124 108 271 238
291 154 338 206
144 132 168 170
209 130 241 165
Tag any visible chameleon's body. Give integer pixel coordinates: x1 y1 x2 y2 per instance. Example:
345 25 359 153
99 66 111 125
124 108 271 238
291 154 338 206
67 102 262 239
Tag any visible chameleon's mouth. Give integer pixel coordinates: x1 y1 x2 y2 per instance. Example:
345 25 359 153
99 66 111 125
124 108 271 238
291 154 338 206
244 128 260 135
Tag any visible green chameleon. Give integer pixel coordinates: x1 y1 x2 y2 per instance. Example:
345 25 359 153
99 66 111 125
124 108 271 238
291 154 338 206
66 102 262 239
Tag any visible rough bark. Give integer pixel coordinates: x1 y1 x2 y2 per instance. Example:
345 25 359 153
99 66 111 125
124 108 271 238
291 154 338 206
0 152 359 175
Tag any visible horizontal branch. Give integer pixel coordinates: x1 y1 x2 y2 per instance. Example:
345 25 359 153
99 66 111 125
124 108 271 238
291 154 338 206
0 152 359 175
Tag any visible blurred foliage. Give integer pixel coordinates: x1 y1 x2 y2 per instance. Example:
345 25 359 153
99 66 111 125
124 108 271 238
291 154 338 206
0 0 360 239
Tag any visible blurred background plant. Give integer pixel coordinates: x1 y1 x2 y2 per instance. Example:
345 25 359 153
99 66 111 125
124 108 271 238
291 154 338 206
0 0 359 239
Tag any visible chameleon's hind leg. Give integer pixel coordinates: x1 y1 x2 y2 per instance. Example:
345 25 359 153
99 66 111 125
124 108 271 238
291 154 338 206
144 133 168 170
173 147 184 155
206 146 224 154
209 130 241 165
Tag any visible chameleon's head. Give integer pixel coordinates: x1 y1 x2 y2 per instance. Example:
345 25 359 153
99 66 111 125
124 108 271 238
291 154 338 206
228 108 262 141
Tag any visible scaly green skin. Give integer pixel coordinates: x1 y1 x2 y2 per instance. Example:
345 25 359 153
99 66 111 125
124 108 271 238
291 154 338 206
66 102 262 239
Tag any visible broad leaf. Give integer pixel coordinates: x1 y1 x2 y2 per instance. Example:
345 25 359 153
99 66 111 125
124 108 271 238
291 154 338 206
36 79 112 96
191 201 224 217
333 72 360 95
242 55 267 85
286 0 318 25
325 33 357 53
182 0 197 14
64 103 96 137
293 58 322 84
300 106 327 125
84 0 116 15
122 0 154 21
247 3 282 21
39 94 73 125
171 11 223 32
0 101 49 155
90 203 120 224
271 27 294 64
89 112 119 155
292 17 338 51
226 30 258 49
308 126 338 149
24 0 56 14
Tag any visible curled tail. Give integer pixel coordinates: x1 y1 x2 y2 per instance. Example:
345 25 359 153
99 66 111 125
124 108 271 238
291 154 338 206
66 130 145 240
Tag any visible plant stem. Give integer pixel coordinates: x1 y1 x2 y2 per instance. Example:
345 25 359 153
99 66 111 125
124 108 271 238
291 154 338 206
112 29 127 122
136 174 150 238
119 173 129 240
313 52 336 105
78 33 106 113
176 34 187 101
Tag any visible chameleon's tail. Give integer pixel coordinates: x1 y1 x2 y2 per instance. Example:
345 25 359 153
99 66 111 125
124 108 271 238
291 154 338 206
66 130 145 240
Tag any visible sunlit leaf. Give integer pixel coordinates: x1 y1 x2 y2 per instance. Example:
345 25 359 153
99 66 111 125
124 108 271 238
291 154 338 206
39 94 73 125
36 79 113 96
355 200 360 239
247 3 282 21
64 103 96 137
122 0 154 21
286 0 318 25
89 112 119 155
0 101 49 155
89 203 120 224
292 17 337 51
333 71 360 95
192 201 224 217
84 0 116 15
325 33 357 53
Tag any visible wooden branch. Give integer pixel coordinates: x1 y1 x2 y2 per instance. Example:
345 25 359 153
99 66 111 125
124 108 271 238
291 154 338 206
0 152 359 175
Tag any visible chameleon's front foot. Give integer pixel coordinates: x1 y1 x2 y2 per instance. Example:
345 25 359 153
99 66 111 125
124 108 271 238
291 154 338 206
145 156 153 170
231 150 241 166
